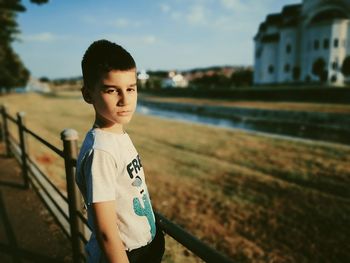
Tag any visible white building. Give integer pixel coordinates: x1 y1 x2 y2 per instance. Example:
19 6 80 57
26 77 51 93
161 71 188 88
254 0 350 86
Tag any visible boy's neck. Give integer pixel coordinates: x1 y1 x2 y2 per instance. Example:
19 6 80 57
93 121 125 134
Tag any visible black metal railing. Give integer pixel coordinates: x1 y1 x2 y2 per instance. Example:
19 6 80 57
0 105 233 263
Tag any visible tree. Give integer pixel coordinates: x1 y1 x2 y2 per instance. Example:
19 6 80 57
0 0 48 91
230 69 253 87
39 76 50 82
0 44 29 91
312 57 327 82
341 56 350 78
191 73 231 89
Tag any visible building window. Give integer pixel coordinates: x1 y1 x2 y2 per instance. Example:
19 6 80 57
284 64 291 73
332 61 338 70
314 40 319 50
268 65 274 74
330 74 337 83
255 47 263 58
286 44 292 54
323 38 329 49
334 38 339 48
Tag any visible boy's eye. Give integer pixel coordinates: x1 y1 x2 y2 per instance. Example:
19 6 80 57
106 89 117 94
128 86 137 92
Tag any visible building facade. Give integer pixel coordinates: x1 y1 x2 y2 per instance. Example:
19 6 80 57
254 0 350 86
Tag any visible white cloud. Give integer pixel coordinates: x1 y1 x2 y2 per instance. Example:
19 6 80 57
170 11 182 20
143 35 156 44
220 0 247 12
160 3 171 13
187 5 207 25
168 3 209 26
164 0 274 32
213 0 286 33
165 0 272 33
21 32 58 42
81 15 142 28
114 18 129 27
105 34 158 46
109 18 142 28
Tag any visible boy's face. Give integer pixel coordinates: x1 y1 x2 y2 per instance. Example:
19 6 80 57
87 69 137 132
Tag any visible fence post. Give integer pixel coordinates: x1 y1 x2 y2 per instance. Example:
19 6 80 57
17 112 30 189
1 105 11 157
61 129 84 262
0 106 3 142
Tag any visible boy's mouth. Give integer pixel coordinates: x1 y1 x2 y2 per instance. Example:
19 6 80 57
117 110 132 116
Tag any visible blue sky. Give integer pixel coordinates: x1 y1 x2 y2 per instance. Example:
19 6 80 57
13 0 300 79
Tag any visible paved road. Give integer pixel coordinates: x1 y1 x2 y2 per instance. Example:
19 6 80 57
0 144 72 262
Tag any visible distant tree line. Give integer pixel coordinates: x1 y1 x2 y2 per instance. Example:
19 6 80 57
0 0 48 92
51 76 82 86
190 68 253 89
141 67 253 90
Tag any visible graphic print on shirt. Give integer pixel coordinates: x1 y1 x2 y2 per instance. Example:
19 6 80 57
127 155 156 239
133 194 156 239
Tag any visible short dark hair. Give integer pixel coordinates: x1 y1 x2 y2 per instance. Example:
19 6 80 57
81 39 136 89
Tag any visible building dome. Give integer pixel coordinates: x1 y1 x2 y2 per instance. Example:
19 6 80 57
302 0 350 25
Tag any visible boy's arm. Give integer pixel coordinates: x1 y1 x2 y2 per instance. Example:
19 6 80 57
92 201 129 263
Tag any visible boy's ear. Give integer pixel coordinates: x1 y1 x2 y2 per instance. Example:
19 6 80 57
81 86 93 104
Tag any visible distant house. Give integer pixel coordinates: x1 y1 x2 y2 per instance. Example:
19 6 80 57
26 77 51 93
161 71 188 88
254 0 350 86
137 69 150 87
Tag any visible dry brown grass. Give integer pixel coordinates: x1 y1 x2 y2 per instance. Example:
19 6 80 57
140 93 350 114
1 92 350 262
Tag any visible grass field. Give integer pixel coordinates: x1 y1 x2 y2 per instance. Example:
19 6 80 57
1 92 350 263
139 93 350 114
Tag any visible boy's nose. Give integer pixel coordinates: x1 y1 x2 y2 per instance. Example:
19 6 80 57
117 92 130 106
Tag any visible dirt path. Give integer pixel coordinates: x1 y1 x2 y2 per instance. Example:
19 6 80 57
0 144 72 262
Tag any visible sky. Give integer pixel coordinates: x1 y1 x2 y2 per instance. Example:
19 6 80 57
13 0 300 79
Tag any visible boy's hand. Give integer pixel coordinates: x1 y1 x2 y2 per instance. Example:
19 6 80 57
92 201 129 263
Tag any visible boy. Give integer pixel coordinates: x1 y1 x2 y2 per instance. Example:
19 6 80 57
76 39 165 263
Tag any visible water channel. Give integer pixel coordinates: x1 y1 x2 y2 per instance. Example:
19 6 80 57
137 101 350 146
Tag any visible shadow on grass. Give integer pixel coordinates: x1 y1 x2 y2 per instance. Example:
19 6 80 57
228 173 350 261
0 181 25 189
0 154 26 189
0 192 62 263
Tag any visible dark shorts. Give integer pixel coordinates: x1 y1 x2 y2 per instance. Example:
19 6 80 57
126 227 165 263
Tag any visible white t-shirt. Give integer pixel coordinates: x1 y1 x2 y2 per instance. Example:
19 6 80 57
76 128 156 262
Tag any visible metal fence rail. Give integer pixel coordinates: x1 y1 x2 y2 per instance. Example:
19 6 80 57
0 105 234 263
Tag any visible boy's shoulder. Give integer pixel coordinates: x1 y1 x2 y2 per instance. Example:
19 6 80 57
82 128 131 154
